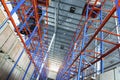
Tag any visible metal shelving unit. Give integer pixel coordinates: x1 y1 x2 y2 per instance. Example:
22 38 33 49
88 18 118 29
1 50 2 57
0 0 49 80
56 0 120 80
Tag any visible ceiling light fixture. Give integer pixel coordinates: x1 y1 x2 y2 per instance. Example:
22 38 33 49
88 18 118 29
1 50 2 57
49 64 59 72
70 7 76 13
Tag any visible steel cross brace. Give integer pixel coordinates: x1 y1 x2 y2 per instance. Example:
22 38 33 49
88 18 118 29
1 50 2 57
61 6 116 79
58 1 100 79
1 0 40 74
10 0 25 15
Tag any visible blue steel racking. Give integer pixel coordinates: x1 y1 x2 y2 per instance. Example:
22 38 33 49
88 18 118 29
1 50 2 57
56 0 120 80
1 0 49 80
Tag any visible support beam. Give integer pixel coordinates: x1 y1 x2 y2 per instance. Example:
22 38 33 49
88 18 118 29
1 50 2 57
1 0 40 75
61 6 116 79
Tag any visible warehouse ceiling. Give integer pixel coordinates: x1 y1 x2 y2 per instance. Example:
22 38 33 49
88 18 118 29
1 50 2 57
47 0 85 76
47 0 120 79
46 0 85 78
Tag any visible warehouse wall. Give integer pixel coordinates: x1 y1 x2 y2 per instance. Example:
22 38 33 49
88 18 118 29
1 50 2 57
70 66 120 80
47 70 57 79
0 7 35 80
98 67 120 80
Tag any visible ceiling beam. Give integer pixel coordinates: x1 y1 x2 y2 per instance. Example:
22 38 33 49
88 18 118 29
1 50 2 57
49 6 82 16
48 11 80 21
47 18 78 27
52 0 84 9
48 22 76 32
47 39 70 47
47 38 70 46
47 32 73 41
48 24 76 33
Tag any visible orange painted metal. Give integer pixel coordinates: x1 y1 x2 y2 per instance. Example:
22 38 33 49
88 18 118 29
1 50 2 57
62 6 116 79
76 0 100 41
94 37 117 45
88 25 120 36
37 0 50 6
86 50 100 54
82 2 101 18
1 0 40 73
80 6 116 54
118 0 120 6
32 0 42 39
32 0 44 57
82 44 120 71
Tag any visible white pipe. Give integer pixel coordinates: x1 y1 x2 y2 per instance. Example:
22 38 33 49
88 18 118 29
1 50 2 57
36 53 48 80
47 5 57 53
47 33 56 52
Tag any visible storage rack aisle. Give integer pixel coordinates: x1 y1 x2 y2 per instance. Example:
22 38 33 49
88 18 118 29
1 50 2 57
56 0 120 80
0 0 49 80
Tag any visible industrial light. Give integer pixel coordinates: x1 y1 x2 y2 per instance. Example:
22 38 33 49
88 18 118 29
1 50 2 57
70 7 76 13
49 64 59 72
60 45 64 49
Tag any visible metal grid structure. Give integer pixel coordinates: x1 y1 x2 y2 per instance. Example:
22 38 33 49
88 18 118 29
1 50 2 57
55 0 120 80
0 0 120 80
0 0 49 79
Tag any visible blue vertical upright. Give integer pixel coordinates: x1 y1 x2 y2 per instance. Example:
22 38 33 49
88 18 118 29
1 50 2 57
115 0 120 26
100 1 104 73
77 4 89 80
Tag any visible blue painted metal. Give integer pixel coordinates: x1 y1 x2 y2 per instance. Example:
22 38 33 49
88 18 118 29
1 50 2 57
22 40 40 79
31 9 47 80
30 35 47 80
29 11 47 79
25 26 38 46
77 55 83 80
77 5 89 80
19 11 34 32
0 18 8 29
81 64 84 80
39 65 48 80
100 5 104 73
10 0 25 15
6 31 37 79
83 55 97 71
32 71 36 80
39 53 48 73
22 61 32 80
6 49 25 80
24 11 45 46
5 2 16 4
2 1 48 80
67 69 71 79
6 10 42 79
5 16 37 80
39 10 46 23
115 0 120 26
33 43 40 58
25 7 32 15
30 69 35 80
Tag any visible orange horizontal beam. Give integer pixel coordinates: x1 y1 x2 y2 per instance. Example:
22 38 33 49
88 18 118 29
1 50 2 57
1 0 40 73
88 25 120 36
95 37 117 45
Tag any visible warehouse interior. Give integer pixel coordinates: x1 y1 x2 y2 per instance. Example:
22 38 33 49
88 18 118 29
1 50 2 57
0 0 120 80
